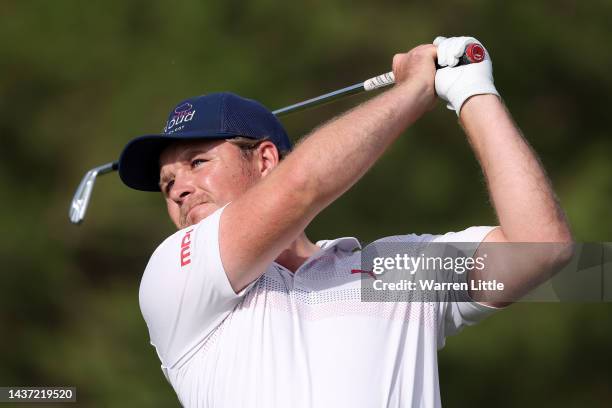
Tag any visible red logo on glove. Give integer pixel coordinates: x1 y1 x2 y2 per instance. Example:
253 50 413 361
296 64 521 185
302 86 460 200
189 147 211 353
181 229 194 267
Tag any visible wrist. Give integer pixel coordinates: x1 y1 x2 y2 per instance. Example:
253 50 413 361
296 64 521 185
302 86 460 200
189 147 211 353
395 79 435 112
399 76 434 96
459 93 504 121
451 83 500 116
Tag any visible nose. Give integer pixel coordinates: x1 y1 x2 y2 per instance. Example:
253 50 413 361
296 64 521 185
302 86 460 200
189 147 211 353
168 170 195 204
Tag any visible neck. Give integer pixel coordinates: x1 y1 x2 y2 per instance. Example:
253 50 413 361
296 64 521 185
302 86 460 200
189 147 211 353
274 232 319 272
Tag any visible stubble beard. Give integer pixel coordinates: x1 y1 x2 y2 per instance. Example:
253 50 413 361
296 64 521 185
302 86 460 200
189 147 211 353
179 195 211 229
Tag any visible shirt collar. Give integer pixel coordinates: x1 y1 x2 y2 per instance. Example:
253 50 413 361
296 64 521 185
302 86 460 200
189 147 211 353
315 237 361 253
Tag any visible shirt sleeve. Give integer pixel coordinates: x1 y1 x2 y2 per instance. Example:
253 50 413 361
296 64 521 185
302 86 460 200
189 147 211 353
138 205 255 368
430 226 501 348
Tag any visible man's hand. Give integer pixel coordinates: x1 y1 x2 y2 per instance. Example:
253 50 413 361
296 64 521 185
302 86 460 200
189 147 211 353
434 36 500 115
392 44 438 112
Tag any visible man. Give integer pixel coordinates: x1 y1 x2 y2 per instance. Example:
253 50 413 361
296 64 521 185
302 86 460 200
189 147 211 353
118 37 572 407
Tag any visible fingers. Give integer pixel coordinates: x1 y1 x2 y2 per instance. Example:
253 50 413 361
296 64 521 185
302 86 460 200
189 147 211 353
433 36 499 115
434 36 480 67
391 45 437 81
390 44 438 99
393 44 437 69
419 43 439 60
433 36 447 47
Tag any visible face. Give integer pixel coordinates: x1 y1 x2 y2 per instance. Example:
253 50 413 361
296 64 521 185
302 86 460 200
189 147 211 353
159 139 260 229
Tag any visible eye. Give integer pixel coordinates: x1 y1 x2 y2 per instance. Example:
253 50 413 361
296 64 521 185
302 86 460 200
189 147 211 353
191 158 207 168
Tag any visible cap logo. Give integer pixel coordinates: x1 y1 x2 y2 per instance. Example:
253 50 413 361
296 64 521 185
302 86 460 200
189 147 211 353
174 102 193 113
164 102 196 134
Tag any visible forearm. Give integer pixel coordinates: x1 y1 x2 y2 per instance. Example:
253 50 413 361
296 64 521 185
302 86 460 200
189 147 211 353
460 95 571 242
461 95 573 305
222 67 435 290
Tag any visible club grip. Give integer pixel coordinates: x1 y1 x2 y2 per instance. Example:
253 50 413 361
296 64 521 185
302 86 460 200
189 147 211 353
436 43 485 69
364 43 486 91
458 43 485 65
363 72 396 91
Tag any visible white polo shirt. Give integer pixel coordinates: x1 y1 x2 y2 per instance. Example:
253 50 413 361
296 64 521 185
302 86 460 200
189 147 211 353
139 207 497 408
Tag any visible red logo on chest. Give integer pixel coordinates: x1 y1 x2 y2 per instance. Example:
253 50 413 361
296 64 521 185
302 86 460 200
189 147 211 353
180 229 194 267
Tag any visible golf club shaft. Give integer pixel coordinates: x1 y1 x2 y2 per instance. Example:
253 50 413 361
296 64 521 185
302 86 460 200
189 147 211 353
272 42 485 116
272 72 394 116
72 69 397 223
69 42 485 224
74 70 395 210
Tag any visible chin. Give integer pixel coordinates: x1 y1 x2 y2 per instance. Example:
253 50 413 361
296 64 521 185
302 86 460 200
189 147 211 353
188 204 217 226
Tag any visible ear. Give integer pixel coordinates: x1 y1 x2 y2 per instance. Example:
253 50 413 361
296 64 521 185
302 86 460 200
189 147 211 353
255 140 280 177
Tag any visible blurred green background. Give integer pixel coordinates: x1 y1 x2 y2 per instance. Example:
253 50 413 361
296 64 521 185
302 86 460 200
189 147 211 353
1 0 611 406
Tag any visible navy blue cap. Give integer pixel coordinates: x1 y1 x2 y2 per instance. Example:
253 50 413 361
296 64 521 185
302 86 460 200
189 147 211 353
118 92 292 191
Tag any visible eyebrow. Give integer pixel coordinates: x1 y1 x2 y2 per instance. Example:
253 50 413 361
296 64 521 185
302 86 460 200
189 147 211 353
158 147 209 188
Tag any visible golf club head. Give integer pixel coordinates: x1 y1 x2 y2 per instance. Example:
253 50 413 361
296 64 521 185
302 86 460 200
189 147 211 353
69 162 118 224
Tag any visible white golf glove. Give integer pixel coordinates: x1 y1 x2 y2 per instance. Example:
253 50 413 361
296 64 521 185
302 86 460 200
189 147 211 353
434 36 500 115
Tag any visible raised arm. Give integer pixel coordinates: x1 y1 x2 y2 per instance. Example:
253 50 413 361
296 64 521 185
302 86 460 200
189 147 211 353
461 96 571 244
221 45 438 292
434 37 573 306
461 95 573 306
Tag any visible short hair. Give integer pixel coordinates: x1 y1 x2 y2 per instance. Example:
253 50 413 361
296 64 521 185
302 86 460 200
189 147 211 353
226 136 290 161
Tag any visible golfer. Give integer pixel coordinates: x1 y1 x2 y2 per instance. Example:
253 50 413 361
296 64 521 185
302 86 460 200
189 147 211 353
117 37 572 407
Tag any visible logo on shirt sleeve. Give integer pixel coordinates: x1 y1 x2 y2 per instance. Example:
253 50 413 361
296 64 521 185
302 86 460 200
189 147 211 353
180 229 194 267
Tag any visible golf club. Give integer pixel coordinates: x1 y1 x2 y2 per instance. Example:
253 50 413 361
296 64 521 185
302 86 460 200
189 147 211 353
68 43 485 224
69 162 118 224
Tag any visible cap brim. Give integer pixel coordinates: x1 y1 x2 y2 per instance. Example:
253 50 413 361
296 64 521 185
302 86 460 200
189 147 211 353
118 131 236 191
